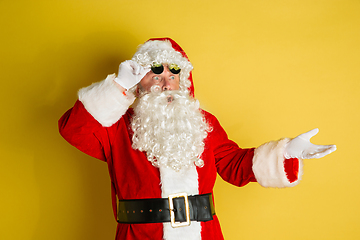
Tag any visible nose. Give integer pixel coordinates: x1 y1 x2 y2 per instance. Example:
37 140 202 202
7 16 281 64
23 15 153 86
162 79 171 91
159 67 172 91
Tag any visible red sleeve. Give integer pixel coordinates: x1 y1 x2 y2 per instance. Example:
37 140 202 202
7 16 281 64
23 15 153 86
59 100 112 161
205 112 257 187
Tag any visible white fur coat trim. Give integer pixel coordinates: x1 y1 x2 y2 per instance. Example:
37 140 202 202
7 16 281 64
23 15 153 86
159 165 201 240
253 138 303 188
78 74 135 127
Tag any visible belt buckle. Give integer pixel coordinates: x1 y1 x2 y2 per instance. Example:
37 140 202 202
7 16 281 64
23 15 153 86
168 192 191 228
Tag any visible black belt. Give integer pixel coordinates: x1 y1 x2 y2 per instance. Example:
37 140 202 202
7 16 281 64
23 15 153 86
117 193 215 227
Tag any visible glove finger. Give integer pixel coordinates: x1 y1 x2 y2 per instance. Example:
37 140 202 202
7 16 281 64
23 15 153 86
116 61 141 90
126 60 141 75
299 128 319 141
121 60 133 68
138 67 151 80
305 144 336 159
128 61 151 81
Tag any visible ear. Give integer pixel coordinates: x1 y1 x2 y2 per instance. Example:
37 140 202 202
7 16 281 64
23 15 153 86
135 85 144 98
135 86 140 97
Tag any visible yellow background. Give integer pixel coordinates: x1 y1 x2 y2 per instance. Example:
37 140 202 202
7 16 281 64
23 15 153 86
1 0 359 239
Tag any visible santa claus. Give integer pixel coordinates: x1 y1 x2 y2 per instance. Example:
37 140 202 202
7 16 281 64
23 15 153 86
59 37 336 240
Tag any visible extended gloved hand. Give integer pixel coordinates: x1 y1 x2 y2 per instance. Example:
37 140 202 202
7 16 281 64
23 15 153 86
284 128 337 159
114 60 150 90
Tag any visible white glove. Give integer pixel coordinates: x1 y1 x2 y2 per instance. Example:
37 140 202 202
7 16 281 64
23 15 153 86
284 128 337 159
114 60 150 90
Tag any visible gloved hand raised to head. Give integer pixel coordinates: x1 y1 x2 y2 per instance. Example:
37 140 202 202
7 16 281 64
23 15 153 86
284 128 337 159
114 60 150 90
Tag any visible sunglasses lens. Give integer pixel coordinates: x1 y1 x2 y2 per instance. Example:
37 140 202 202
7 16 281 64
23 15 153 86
151 64 164 74
169 68 181 74
169 64 181 74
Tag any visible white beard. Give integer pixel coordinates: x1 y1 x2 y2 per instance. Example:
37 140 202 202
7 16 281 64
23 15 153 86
131 89 208 240
131 89 209 171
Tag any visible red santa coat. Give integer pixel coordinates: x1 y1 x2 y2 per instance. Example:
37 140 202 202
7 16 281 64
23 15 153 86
59 80 302 240
60 99 256 240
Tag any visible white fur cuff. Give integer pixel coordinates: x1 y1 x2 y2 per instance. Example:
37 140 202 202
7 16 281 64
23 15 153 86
78 74 135 127
253 138 303 188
